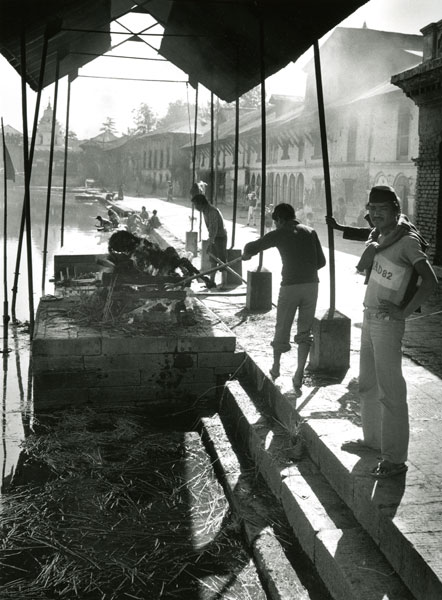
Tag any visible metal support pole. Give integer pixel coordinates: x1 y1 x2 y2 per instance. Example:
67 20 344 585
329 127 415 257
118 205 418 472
19 24 35 335
11 26 48 318
210 92 214 204
1 118 10 350
190 83 199 231
314 40 336 314
214 98 220 206
61 72 73 247
258 17 267 271
231 97 240 248
41 56 60 294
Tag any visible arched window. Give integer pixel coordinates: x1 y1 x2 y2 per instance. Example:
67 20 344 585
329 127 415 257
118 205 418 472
274 174 281 204
397 105 411 160
251 174 256 190
267 172 274 204
289 174 296 206
282 174 288 201
296 174 304 206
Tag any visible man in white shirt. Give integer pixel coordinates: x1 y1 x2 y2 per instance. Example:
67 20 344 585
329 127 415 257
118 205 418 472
334 186 437 479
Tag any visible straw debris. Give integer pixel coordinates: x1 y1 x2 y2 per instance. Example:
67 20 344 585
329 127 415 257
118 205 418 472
0 408 261 599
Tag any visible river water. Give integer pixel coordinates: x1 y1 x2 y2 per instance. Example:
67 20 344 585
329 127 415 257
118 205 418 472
0 184 111 490
0 184 113 322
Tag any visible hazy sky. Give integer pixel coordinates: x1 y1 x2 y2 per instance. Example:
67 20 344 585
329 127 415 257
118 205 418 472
0 0 440 139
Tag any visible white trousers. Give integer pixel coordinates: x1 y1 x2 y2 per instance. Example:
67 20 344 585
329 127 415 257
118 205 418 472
359 312 408 463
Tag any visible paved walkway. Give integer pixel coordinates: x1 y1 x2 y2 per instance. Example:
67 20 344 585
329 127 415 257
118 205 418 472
121 193 442 380
139 194 442 599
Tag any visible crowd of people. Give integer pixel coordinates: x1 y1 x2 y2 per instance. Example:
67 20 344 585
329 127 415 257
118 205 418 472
95 204 162 235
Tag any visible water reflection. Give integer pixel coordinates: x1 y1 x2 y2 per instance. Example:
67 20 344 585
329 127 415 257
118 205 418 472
0 184 108 491
1 184 110 322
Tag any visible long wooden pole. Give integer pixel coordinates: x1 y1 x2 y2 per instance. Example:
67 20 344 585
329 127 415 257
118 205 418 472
168 256 243 288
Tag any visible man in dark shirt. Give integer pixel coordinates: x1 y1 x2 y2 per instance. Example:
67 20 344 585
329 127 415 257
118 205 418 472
242 203 326 388
192 194 228 288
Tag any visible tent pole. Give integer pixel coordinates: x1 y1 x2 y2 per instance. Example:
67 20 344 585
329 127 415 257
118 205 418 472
313 40 336 314
41 54 60 294
19 23 35 335
11 26 48 319
61 73 73 247
258 16 266 271
1 118 10 351
231 97 240 248
210 92 214 204
190 83 198 232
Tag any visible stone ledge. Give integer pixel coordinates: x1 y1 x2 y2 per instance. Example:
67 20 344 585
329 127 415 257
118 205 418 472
220 380 415 600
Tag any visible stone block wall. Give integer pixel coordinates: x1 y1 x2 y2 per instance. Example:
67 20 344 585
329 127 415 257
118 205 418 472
32 297 244 413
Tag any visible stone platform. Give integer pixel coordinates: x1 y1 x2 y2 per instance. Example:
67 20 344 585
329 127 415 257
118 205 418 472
32 295 244 412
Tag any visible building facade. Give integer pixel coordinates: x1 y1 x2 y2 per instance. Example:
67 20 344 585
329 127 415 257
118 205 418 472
392 18 442 265
2 104 82 186
191 26 423 226
79 119 208 199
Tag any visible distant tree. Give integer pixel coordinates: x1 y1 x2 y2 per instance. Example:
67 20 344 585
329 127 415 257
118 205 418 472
239 86 263 109
157 99 191 129
131 103 157 135
100 117 117 134
68 130 78 140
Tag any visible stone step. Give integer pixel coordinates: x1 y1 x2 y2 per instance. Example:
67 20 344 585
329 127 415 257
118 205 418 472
199 412 314 600
219 379 415 600
237 355 442 600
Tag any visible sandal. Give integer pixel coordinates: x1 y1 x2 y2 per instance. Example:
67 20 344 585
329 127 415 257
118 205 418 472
370 461 408 479
341 439 380 452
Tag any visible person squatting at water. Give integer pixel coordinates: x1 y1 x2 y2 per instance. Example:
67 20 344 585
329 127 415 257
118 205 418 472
242 203 326 389
191 193 228 289
107 208 120 228
126 211 142 234
148 209 161 229
95 215 113 232
107 230 216 288
327 185 438 479
139 206 150 223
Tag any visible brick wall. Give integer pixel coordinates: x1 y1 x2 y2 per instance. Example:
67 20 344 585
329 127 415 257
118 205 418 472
415 107 442 262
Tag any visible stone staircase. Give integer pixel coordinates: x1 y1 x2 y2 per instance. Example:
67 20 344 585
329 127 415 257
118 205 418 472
197 353 441 600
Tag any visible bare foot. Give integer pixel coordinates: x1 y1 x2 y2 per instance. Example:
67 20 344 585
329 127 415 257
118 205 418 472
292 371 303 388
269 365 280 379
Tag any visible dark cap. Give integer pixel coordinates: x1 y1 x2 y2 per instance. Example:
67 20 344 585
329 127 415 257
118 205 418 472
369 185 400 204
